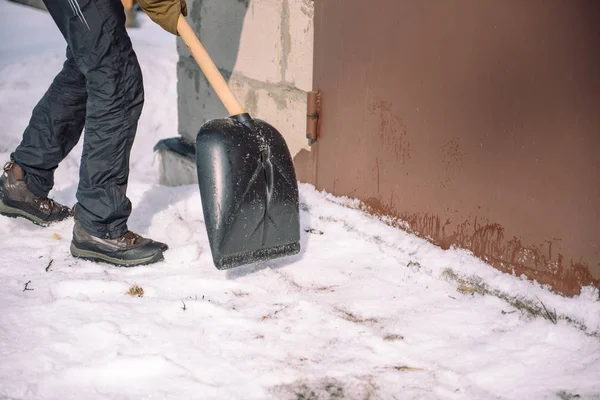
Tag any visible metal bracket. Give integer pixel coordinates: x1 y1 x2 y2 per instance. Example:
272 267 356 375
306 91 321 145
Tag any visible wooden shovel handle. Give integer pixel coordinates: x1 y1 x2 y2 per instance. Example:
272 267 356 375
177 15 246 116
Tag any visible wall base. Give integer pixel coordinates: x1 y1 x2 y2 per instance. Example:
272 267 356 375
154 138 198 187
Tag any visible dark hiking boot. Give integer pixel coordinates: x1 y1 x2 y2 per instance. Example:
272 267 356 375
0 161 71 226
72 202 169 253
70 221 165 267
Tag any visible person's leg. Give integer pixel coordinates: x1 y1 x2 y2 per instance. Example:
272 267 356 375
40 0 166 265
11 48 87 198
41 0 141 239
0 48 84 226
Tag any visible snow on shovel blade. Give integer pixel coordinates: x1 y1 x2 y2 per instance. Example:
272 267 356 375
195 114 301 269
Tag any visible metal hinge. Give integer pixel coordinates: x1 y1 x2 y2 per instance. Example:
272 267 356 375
306 91 321 145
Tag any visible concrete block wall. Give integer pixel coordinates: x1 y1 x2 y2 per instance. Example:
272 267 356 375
159 0 314 186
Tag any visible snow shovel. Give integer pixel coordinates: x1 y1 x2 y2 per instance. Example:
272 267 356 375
177 16 301 269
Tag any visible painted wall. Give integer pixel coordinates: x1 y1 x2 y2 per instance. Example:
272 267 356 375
295 0 600 296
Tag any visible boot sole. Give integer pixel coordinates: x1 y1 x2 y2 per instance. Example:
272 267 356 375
70 243 164 267
0 200 54 227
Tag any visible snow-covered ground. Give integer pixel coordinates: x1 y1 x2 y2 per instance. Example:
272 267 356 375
1 1 599 399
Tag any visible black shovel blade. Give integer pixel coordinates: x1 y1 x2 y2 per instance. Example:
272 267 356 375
195 113 301 269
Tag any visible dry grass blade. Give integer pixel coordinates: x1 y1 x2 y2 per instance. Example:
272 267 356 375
537 297 557 324
393 365 424 372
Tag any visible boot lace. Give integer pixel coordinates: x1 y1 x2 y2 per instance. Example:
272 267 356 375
36 195 65 215
33 197 56 213
119 231 142 245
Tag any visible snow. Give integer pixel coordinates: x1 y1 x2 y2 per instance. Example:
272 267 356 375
1 1 599 399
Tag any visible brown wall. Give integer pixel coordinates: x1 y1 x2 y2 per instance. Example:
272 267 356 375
294 0 600 296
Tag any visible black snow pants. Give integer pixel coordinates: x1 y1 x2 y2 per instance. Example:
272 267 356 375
11 0 144 239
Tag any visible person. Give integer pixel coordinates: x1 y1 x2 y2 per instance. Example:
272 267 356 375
0 0 187 267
